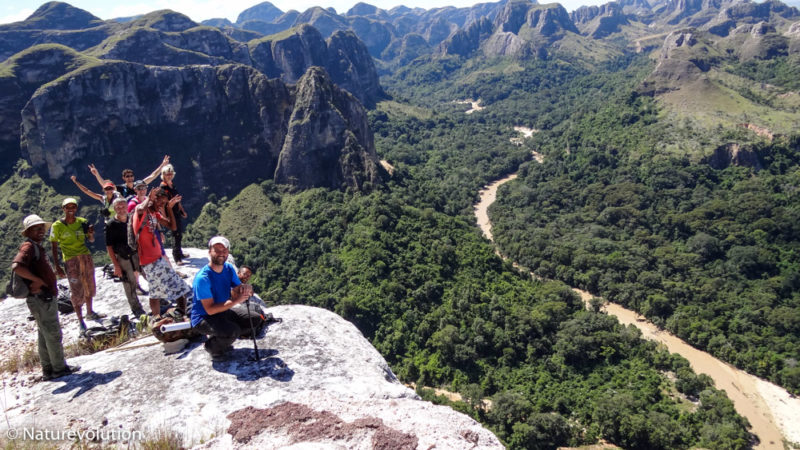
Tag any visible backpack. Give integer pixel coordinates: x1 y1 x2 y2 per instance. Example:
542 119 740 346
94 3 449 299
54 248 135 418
127 210 147 250
6 240 40 298
230 301 281 338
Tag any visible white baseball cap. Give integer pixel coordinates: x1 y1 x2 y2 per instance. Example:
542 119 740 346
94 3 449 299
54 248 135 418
208 236 230 249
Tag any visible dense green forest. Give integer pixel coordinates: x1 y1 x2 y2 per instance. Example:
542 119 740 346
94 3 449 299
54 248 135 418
187 183 751 449
181 54 760 447
487 58 800 395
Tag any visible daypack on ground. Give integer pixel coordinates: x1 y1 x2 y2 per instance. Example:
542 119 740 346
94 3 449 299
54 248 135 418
230 301 281 337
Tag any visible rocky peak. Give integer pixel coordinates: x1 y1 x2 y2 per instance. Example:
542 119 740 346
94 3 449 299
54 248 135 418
524 4 579 37
346 2 389 19
326 30 386 107
440 16 495 56
571 2 624 25
295 6 350 38
750 20 776 35
127 10 197 32
661 28 698 56
236 1 284 25
274 67 382 191
17 59 379 202
494 0 535 34
3 1 102 31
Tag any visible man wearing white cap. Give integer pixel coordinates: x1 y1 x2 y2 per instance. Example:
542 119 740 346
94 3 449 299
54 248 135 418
191 236 253 360
13 214 80 380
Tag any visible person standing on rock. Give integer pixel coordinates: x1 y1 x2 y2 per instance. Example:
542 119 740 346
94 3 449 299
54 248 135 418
105 197 146 317
13 214 80 381
191 236 253 361
87 155 171 200
159 164 188 265
133 187 189 319
50 197 103 333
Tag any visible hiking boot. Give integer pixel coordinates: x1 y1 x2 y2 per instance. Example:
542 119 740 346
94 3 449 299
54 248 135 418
132 309 146 318
40 370 55 382
50 365 80 380
86 312 106 320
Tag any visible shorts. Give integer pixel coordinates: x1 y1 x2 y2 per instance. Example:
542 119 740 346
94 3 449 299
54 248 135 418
65 254 95 309
142 257 190 302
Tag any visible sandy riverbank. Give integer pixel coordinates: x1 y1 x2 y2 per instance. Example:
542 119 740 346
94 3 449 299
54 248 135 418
476 171 800 450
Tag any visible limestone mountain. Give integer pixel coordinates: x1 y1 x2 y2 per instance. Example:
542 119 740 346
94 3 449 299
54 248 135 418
275 67 381 190
18 61 381 209
1 4 386 108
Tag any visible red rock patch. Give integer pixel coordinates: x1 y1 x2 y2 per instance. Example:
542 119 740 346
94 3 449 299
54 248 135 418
227 402 418 449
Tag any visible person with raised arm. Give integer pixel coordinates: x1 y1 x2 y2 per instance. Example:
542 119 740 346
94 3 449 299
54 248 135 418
133 187 189 319
159 164 188 265
70 175 120 220
87 155 170 200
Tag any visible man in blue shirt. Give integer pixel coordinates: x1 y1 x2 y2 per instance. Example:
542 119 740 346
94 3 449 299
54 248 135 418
191 236 253 360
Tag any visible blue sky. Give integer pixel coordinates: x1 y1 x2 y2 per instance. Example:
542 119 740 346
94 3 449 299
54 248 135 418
0 0 609 25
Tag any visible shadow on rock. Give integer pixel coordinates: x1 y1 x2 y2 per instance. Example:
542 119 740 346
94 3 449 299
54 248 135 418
211 348 293 382
52 370 122 398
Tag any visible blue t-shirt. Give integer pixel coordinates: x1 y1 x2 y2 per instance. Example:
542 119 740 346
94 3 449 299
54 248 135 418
191 263 241 327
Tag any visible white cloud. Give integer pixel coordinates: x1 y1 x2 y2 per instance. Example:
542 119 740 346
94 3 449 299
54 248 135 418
0 8 33 25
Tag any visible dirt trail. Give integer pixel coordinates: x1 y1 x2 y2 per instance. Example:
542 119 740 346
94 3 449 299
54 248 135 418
475 161 798 450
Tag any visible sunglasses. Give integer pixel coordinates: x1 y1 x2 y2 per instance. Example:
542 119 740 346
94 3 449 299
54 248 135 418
104 187 115 191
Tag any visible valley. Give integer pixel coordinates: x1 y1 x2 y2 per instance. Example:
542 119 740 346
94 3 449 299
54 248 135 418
474 153 800 449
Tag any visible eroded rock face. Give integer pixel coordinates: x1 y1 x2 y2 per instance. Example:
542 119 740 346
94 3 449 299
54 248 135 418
20 63 379 206
440 16 494 57
274 67 381 191
707 143 763 170
247 25 385 106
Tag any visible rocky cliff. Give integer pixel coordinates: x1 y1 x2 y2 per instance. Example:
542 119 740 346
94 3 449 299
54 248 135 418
275 67 381 191
440 16 495 56
247 24 386 106
2 4 386 109
19 61 380 208
0 250 502 449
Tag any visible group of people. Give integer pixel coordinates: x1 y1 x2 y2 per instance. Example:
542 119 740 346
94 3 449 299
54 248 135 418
12 156 259 380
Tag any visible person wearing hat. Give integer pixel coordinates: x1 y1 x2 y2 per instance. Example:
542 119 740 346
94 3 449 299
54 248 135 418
50 197 103 332
105 197 146 317
159 164 188 265
70 174 120 219
13 214 80 380
87 155 171 200
191 236 253 360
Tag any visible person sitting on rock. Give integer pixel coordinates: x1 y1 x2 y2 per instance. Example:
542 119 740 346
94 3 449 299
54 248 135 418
133 187 189 319
13 214 80 381
50 197 103 332
237 265 267 309
88 155 170 200
105 197 146 317
191 236 254 361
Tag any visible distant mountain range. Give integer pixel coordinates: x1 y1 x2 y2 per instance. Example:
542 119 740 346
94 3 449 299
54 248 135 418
0 0 798 201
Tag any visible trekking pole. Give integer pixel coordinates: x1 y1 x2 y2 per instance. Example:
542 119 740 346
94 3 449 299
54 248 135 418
246 296 260 361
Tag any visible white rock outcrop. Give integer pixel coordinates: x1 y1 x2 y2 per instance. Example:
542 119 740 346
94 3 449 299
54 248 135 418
0 248 501 449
